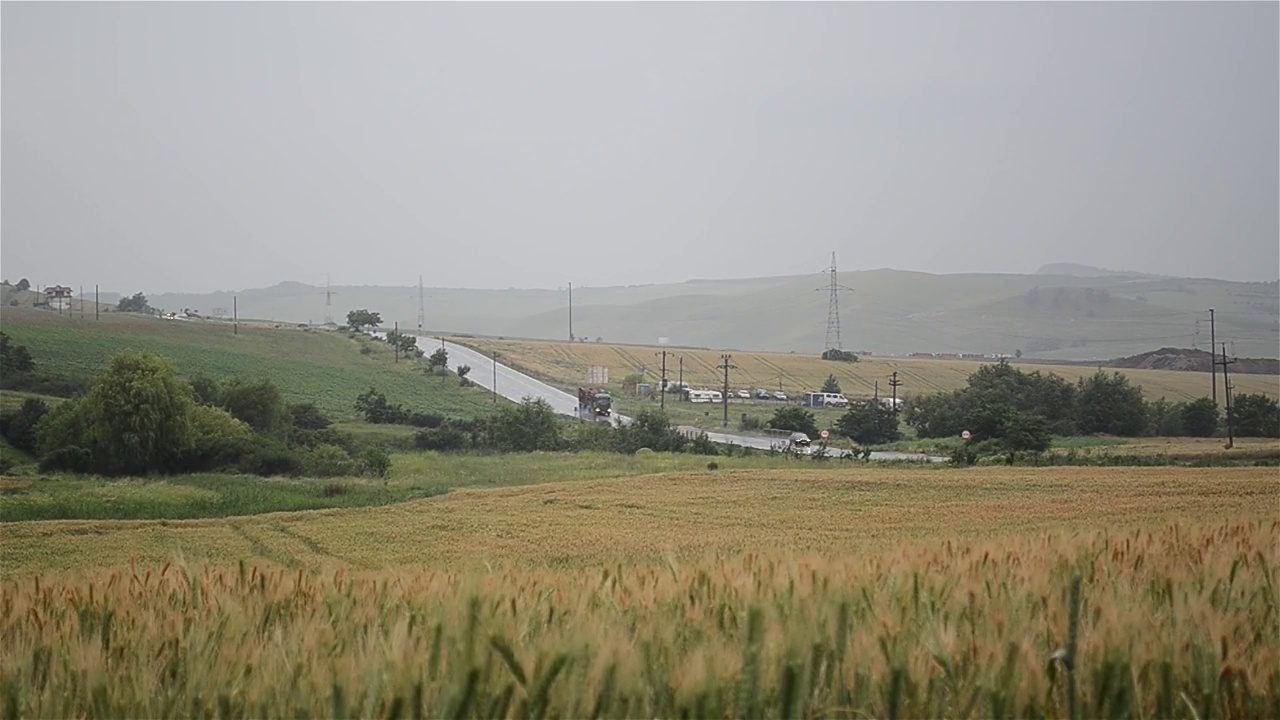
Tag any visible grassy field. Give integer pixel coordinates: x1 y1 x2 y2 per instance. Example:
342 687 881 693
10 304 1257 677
1 466 1276 717
458 336 1280 405
0 452 796 523
1 308 499 419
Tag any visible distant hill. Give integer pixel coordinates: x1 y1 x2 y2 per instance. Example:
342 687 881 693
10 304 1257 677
1036 263 1155 279
1107 347 1279 376
77 269 1278 362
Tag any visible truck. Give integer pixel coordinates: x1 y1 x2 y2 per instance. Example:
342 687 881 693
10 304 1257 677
577 387 613 420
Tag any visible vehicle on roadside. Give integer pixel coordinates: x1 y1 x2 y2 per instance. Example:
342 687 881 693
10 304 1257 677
736 390 751 399
773 391 788 401
755 388 771 400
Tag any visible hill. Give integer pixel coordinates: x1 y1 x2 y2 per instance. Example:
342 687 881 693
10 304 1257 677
0 307 497 420
121 269 1278 361
1108 347 1279 376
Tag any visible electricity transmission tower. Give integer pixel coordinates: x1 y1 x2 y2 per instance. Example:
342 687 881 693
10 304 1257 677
417 275 426 334
816 252 854 353
322 274 338 326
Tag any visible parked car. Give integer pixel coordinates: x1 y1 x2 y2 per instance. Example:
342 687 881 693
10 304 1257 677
755 388 771 400
773 391 788 401
736 390 751 399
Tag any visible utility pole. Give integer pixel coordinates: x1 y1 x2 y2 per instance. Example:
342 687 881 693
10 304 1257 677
233 296 238 335
678 356 684 402
655 350 669 411
717 353 737 428
393 321 399 363
492 350 498 404
1217 342 1236 449
568 282 574 341
79 286 83 319
873 380 879 401
417 275 426 334
94 285 99 321
1209 308 1217 405
888 371 903 412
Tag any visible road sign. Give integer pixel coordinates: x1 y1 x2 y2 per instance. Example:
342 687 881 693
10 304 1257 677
820 430 829 439
961 430 971 439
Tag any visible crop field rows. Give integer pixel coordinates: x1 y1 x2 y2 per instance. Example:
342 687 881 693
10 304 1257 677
454 337 1280 403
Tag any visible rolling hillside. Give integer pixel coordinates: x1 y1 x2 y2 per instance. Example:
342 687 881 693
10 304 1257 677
117 268 1279 361
0 308 497 419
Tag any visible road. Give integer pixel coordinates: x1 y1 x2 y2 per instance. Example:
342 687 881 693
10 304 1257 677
387 332 943 462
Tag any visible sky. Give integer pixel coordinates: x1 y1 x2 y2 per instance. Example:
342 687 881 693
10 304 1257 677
2 2 1277 294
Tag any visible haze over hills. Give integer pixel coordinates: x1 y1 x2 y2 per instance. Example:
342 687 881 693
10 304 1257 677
108 267 1278 362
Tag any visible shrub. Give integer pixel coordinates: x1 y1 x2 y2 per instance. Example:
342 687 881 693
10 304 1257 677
767 407 819 437
0 398 50 454
820 375 842 394
1233 393 1280 438
288 402 333 431
835 401 901 445
182 405 254 472
220 378 289 436
38 446 92 474
237 440 304 477
320 482 349 497
1180 397 1219 438
362 447 392 478
406 412 445 429
304 444 359 478
616 410 686 454
414 426 471 452
491 398 562 452
188 376 222 406
739 414 763 432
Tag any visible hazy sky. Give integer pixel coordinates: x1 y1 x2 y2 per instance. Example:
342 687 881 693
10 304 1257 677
3 2 1277 294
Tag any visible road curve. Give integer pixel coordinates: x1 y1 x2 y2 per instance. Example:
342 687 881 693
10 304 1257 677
385 331 942 462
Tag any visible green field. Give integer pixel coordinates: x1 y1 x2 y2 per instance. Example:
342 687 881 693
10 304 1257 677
0 308 498 419
0 451 795 523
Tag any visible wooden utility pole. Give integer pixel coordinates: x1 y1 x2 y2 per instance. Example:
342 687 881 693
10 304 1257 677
393 322 399 363
94 285 99 321
678 356 684 402
492 350 498 404
568 282 573 341
655 350 669 411
1217 342 1236 449
888 371 903 412
717 353 737 428
1209 308 1217 405
233 296 238 335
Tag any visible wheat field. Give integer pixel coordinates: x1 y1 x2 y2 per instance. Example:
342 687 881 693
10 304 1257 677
2 466 1277 717
457 337 1280 403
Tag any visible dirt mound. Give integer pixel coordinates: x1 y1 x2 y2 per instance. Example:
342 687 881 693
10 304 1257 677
1109 347 1278 375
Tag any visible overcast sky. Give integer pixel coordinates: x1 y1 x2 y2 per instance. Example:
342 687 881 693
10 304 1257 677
3 2 1277 294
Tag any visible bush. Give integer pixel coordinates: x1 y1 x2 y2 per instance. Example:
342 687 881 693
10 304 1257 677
1180 397 1219 438
1233 393 1280 438
237 440 304 477
288 402 332 431
821 375 842 394
687 432 721 456
0 398 50 454
616 410 686 454
189 376 222 406
220 378 288 436
362 447 392 478
835 401 901 445
767 407 819 437
739 414 763 432
406 412 445 429
565 421 620 452
39 446 92 474
491 398 562 452
303 444 359 478
414 426 471 452
321 483 349 497
182 405 255 472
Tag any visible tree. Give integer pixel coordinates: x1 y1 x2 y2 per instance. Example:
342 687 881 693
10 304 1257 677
15 278 30 292
491 397 563 452
188 375 222 406
219 378 289 436
386 331 421 357
0 333 35 374
346 309 382 331
457 364 472 387
38 353 195 475
902 390 969 439
427 347 449 372
1145 398 1184 436
1180 397 1219 438
116 292 151 313
1015 349 1023 359
1075 371 1147 436
354 387 407 424
0 398 50 453
287 402 332 431
821 375 842 394
616 409 686 453
767 406 819 437
1233 394 1280 438
1000 412 1052 453
835 401 901 445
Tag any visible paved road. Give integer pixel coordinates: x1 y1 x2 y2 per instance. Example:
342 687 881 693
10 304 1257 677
385 331 943 462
